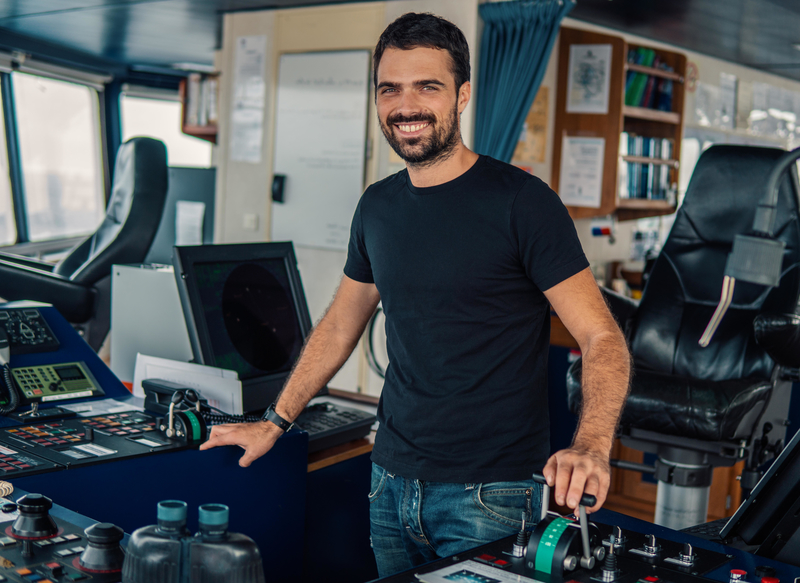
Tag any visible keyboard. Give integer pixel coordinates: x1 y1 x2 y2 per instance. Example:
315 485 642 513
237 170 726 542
680 516 730 540
295 402 376 453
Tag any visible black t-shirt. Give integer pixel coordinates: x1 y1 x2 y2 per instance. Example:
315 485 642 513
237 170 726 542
344 155 588 483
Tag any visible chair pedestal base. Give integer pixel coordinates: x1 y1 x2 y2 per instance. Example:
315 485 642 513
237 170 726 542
654 479 710 529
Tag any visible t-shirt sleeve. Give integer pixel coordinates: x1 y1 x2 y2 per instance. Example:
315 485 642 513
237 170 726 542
343 194 375 283
511 178 589 292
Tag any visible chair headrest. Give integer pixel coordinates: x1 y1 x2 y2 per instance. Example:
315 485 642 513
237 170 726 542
55 137 169 283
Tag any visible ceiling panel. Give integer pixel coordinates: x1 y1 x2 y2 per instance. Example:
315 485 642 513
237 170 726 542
0 0 798 84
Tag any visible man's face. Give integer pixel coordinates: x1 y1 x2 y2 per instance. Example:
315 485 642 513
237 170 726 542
376 47 470 168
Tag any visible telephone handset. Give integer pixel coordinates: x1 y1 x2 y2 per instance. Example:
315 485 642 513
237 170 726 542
0 325 19 414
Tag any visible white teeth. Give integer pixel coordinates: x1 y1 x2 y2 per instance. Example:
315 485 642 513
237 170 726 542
397 123 429 132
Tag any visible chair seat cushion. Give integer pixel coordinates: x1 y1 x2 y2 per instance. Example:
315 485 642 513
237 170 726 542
566 359 773 442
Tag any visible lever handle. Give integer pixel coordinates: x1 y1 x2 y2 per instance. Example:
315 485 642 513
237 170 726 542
532 472 597 507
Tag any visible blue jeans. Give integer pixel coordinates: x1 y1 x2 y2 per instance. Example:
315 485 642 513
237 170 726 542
368 463 543 578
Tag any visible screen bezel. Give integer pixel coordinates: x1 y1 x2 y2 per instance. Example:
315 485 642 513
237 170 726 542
172 242 323 413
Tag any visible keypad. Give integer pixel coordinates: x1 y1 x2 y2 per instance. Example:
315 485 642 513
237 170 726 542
80 413 157 436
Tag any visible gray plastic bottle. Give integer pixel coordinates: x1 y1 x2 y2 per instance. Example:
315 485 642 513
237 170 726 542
189 504 266 583
121 500 189 583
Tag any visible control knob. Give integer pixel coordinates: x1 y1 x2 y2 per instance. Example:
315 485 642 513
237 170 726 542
10 493 59 558
79 522 125 572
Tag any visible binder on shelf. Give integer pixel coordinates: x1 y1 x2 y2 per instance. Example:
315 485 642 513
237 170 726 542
181 72 220 144
625 47 655 107
619 133 630 200
186 73 202 127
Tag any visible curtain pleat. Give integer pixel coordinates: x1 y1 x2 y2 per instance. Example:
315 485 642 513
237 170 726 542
475 0 575 162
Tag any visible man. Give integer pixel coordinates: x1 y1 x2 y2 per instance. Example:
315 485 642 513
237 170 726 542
200 12 631 578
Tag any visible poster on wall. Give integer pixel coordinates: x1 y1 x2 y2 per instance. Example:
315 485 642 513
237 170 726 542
512 87 548 169
559 136 605 208
566 44 612 114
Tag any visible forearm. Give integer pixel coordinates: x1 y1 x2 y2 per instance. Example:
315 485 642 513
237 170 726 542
273 314 361 421
272 277 380 422
573 328 631 457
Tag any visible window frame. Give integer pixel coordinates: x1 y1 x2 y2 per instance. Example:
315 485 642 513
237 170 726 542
0 65 110 252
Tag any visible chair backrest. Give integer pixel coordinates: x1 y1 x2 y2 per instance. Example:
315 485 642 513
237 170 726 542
629 145 800 381
54 137 169 283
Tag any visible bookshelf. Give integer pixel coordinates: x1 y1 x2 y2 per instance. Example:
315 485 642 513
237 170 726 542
552 28 686 221
179 72 220 144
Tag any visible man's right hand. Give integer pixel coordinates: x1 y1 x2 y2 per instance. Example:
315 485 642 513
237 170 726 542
199 421 283 467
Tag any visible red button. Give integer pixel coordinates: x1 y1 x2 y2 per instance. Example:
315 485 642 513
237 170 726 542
476 554 495 561
493 559 509 566
644 577 659 582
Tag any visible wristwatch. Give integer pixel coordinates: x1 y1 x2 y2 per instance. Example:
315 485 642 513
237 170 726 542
262 403 294 432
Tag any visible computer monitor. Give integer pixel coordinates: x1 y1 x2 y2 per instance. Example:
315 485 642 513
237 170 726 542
172 242 325 413
719 425 800 564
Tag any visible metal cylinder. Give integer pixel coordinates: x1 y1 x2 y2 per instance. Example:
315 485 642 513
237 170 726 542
654 480 709 529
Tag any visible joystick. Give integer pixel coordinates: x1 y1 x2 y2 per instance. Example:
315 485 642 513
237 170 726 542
9 493 59 557
512 512 528 558
600 534 621 582
78 522 125 573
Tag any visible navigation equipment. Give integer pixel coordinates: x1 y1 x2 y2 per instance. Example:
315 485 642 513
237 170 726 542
172 242 324 412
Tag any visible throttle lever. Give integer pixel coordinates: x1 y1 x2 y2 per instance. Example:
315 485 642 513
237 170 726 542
532 472 597 569
532 472 598 511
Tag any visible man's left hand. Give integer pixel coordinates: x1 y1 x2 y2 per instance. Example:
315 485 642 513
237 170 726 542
542 447 610 513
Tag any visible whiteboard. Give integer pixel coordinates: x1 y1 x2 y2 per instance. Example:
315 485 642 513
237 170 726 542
271 51 370 250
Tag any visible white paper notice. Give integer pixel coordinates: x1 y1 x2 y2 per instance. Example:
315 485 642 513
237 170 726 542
175 200 205 246
559 136 605 208
230 35 267 163
719 72 738 130
566 44 612 114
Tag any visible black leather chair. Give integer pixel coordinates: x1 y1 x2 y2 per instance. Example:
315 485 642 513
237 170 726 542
0 137 169 351
567 145 800 529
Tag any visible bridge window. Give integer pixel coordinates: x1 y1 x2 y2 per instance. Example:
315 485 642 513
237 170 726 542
121 91 213 168
0 101 14 246
12 72 105 242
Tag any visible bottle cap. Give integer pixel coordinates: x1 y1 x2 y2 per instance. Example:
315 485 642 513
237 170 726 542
198 503 229 527
157 500 187 527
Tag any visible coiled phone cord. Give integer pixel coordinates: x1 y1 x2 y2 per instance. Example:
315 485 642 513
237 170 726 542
172 390 261 426
0 365 18 415
201 411 262 425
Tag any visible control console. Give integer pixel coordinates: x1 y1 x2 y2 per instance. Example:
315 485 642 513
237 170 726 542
0 410 204 478
0 492 123 582
0 309 59 356
398 474 736 583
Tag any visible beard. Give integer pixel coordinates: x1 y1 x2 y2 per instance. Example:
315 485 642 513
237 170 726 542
379 103 461 169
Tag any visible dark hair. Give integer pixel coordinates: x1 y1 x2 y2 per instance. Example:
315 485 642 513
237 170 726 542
373 12 471 91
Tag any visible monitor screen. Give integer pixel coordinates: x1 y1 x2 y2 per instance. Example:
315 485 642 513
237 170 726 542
172 242 323 412
720 425 800 563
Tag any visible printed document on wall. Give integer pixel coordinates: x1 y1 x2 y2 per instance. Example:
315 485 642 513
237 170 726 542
230 35 267 163
559 136 605 208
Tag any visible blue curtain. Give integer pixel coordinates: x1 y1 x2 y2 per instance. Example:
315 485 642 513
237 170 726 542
475 0 574 162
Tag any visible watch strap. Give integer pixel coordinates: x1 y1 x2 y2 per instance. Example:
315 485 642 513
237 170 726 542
262 403 293 432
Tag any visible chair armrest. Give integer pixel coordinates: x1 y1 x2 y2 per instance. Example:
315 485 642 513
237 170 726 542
0 252 55 272
0 259 95 322
754 313 800 369
600 286 639 332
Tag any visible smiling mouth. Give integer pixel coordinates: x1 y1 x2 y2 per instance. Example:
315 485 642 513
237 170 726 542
395 122 430 133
